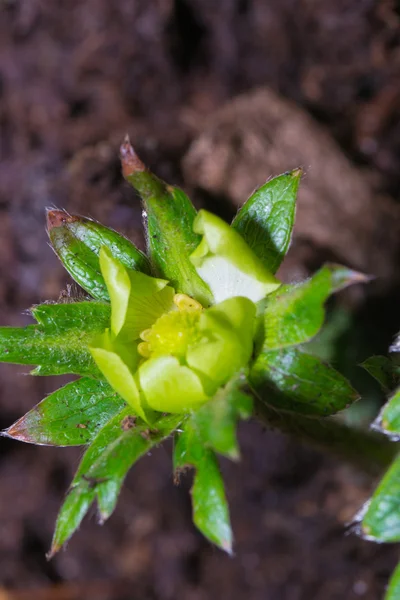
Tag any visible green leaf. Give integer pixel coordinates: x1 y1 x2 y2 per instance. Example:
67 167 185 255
47 210 150 301
5 378 125 446
361 356 400 393
121 138 212 306
250 347 359 416
373 387 400 440
231 169 301 273
191 372 253 459
174 421 232 553
49 408 181 556
361 453 400 542
0 302 110 377
385 561 400 600
261 264 370 351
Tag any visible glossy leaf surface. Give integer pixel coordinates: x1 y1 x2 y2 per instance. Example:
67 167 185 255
250 347 359 416
261 264 369 351
50 408 181 556
5 378 125 446
232 170 301 273
362 453 400 542
174 421 232 553
48 210 150 301
121 139 212 306
0 302 110 377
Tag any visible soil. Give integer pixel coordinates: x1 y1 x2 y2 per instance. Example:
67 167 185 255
0 1 400 599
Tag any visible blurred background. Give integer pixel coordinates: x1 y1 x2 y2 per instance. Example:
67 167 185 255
0 1 400 598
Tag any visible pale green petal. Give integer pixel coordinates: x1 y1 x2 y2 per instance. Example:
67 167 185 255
200 296 256 353
187 297 256 391
90 331 147 421
191 210 280 303
139 356 208 413
99 246 175 338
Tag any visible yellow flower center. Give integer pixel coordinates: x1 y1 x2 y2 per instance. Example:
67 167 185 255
138 294 203 360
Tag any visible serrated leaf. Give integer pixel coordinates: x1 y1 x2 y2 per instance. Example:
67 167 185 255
49 408 181 556
250 347 359 416
231 169 301 273
0 302 110 377
385 561 400 600
261 264 369 351
361 454 400 542
174 422 232 553
373 387 400 440
47 210 150 301
5 378 125 446
191 372 253 459
361 356 400 393
121 138 212 306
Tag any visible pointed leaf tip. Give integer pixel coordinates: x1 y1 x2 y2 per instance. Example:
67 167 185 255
120 135 146 178
46 209 77 231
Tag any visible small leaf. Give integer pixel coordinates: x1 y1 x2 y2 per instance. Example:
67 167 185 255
250 347 359 416
120 137 213 306
0 302 110 377
5 378 125 446
191 372 253 459
385 561 400 600
361 356 400 393
47 210 150 301
49 408 181 556
261 264 369 351
372 387 400 440
231 169 301 273
361 454 400 542
174 422 232 553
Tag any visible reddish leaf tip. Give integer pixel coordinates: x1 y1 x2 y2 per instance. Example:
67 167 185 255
46 209 78 231
120 134 146 178
4 418 35 444
291 167 303 178
46 544 60 561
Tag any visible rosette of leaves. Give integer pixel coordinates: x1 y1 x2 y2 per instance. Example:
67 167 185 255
0 137 383 558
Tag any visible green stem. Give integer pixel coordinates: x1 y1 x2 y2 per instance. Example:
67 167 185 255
255 399 398 476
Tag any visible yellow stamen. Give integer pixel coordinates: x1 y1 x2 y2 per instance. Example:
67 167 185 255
138 342 151 358
173 293 203 312
139 328 152 341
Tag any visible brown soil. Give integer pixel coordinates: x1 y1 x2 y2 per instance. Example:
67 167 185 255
0 1 400 599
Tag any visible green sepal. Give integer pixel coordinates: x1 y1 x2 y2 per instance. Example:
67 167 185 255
191 372 253 459
174 422 232 553
385 561 400 600
47 210 150 301
250 347 359 416
49 408 181 557
4 378 125 446
231 169 301 273
361 355 400 394
191 210 280 303
0 301 110 377
361 453 400 542
261 264 369 351
121 142 212 306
